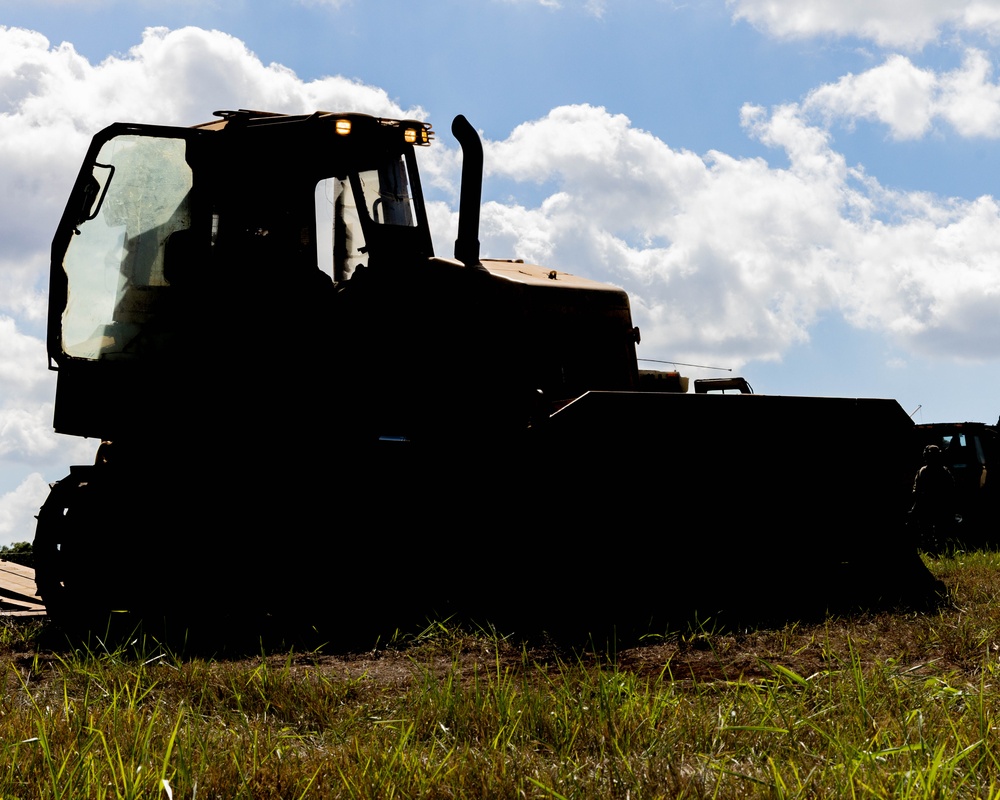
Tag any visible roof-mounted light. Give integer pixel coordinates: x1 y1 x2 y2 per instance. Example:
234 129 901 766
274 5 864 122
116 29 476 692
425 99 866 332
403 126 429 145
326 114 434 145
391 119 433 146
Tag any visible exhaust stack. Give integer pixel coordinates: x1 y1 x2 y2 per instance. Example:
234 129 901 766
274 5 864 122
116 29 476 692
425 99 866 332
451 115 486 270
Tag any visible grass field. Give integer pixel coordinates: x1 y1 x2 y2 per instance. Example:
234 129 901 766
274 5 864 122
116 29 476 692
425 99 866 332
2 551 1000 798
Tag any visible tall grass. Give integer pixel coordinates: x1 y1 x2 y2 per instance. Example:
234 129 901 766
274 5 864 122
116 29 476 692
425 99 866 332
1 551 1000 798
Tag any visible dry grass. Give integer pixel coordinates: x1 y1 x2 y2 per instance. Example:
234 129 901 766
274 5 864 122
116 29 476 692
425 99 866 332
2 552 1000 798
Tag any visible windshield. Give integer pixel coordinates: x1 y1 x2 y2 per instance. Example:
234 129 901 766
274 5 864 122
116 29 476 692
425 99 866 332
60 134 192 360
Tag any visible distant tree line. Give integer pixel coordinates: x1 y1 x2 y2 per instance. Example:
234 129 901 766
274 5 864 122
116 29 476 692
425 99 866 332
0 542 33 568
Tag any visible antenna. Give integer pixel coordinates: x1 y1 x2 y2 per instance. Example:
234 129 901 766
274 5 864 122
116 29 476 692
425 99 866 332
638 359 732 372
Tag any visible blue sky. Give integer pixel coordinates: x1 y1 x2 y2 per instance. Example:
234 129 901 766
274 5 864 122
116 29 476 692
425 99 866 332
4 0 1000 543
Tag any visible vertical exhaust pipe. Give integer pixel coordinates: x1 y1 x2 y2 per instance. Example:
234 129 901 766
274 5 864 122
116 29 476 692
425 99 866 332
451 115 486 271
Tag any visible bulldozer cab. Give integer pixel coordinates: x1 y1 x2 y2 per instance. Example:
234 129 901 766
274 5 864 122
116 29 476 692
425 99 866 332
48 111 435 439
53 112 432 361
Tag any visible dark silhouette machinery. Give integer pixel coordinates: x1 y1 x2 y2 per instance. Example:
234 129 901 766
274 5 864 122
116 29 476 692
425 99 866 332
33 110 939 639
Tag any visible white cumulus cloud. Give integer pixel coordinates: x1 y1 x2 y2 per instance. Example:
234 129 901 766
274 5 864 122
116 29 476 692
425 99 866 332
0 473 49 547
729 0 1000 49
479 102 1000 364
805 50 1000 139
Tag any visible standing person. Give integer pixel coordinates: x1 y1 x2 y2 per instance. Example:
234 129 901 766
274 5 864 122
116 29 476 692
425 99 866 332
911 444 957 552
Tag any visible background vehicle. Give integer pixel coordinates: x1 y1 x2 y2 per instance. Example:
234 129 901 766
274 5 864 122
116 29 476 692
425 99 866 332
912 422 999 550
693 377 753 394
33 110 941 640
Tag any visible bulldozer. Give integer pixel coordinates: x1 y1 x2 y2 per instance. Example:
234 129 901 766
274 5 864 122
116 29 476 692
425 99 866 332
33 109 941 642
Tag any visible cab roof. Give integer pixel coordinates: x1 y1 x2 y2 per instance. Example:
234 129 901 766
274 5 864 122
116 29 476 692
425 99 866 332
192 109 434 146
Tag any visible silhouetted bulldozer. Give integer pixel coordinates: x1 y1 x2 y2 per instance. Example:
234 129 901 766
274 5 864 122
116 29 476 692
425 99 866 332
33 109 941 642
